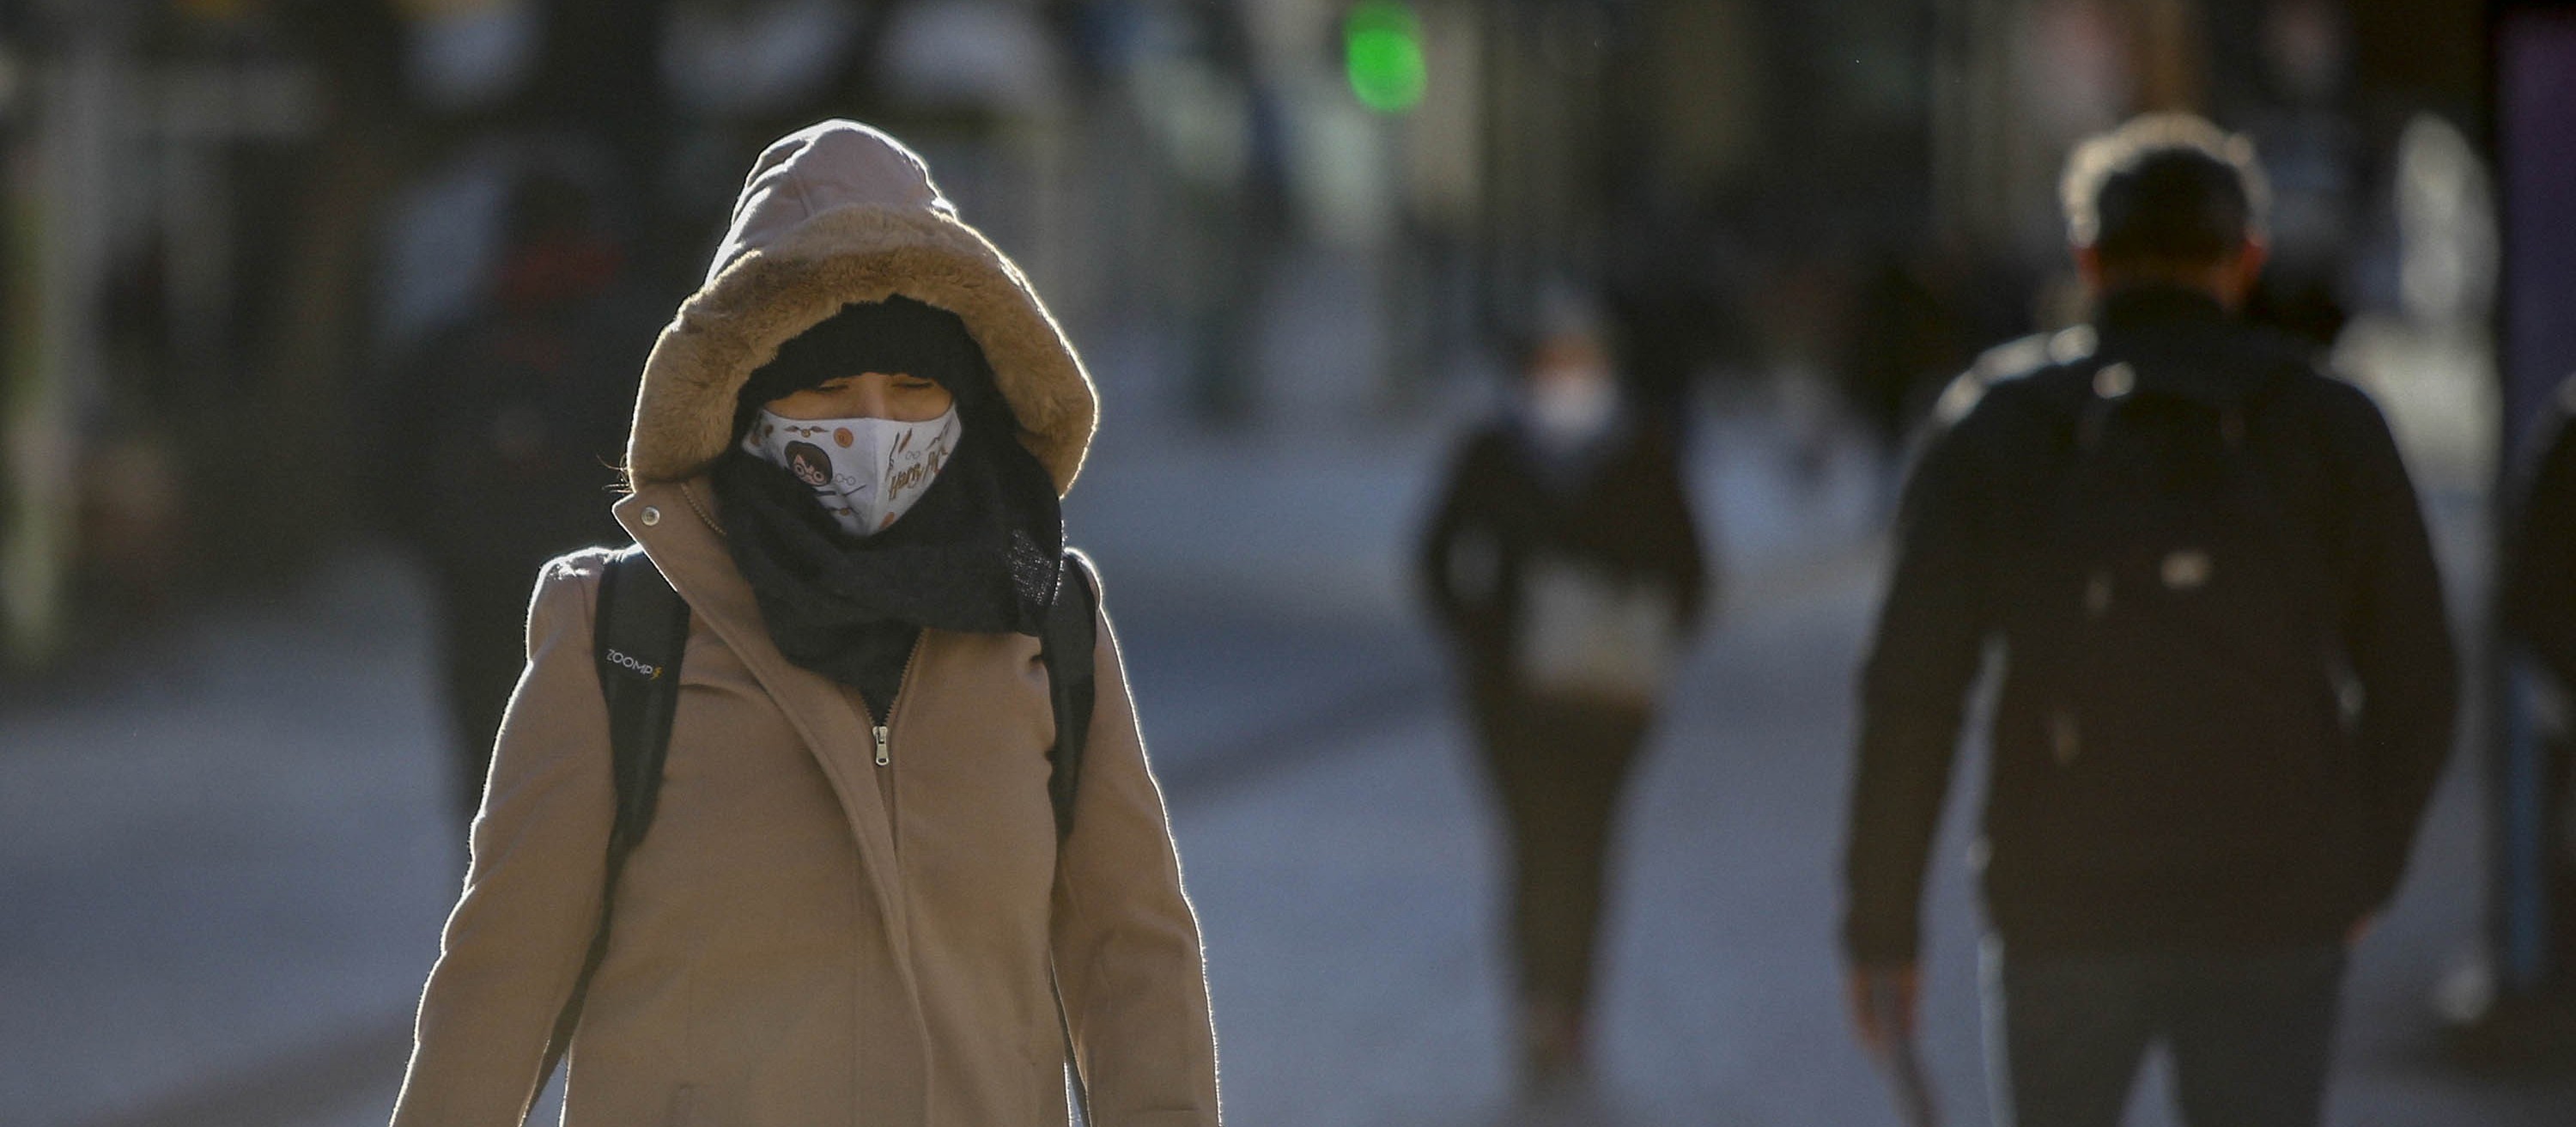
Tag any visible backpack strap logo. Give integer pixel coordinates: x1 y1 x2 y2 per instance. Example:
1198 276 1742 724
603 647 665 680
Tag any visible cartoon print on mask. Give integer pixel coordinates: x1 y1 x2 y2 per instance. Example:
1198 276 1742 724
782 442 839 490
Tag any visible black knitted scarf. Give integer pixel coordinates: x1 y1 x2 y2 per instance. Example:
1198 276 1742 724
709 299 1064 711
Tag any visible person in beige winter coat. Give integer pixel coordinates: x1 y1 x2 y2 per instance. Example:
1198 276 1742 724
389 120 1220 1127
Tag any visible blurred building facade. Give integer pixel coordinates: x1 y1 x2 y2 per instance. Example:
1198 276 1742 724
0 0 2494 667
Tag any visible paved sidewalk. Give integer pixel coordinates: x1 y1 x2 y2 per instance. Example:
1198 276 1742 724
0 561 457 1127
9 399 2558 1126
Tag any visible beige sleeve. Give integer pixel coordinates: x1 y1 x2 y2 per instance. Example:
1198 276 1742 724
1049 591 1224 1127
390 558 616 1126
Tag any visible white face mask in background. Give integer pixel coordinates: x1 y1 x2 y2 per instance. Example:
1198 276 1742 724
742 406 963 536
1526 367 1621 448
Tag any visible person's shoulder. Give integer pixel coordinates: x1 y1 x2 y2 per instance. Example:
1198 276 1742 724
2271 360 2395 440
2534 375 2576 466
1941 328 2095 419
2249 362 2421 488
543 545 623 583
2287 369 2382 413
2214 319 2337 398
1930 326 2096 437
530 545 627 611
1053 547 1116 651
1060 545 1103 596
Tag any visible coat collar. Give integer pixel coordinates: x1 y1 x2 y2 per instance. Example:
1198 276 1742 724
611 478 929 1006
2094 283 2227 335
2091 284 2298 406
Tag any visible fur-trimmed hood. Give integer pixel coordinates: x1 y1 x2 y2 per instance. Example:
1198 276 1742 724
625 120 1096 494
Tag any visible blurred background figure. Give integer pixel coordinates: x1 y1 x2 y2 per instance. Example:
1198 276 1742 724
364 149 659 827
2233 0 2362 349
1833 239 1992 505
1419 286 1707 1096
2488 375 2576 1062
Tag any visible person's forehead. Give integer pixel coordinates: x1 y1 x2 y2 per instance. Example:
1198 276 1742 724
813 370 932 383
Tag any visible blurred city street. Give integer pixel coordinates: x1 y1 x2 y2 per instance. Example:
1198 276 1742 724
0 3 2566 1125
8 405 2571 1127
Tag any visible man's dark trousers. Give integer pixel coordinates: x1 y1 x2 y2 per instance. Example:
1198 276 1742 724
1988 942 2345 1127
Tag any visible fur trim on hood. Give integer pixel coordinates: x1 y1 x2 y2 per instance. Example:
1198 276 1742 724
626 120 1097 494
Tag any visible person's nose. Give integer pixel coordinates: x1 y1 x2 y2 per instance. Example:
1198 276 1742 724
851 381 894 420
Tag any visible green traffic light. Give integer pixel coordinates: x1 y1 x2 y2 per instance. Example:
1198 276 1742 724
1346 2 1426 114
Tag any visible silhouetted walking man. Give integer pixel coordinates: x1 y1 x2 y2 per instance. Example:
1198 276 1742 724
1840 114 2458 1127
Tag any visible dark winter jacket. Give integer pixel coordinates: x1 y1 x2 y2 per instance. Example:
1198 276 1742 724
2503 378 2576 691
1843 288 2458 964
1419 417 1709 690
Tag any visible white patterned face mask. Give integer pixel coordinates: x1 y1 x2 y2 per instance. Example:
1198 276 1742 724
741 406 963 536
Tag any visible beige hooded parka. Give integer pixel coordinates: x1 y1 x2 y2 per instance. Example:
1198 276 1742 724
389 121 1220 1127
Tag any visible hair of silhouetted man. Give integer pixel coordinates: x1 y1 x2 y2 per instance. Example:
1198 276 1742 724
2060 113 2271 270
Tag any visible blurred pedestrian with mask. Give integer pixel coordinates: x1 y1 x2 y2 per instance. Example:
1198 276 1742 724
1419 289 1709 1093
372 158 664 827
1841 114 2456 1127
390 121 1218 1126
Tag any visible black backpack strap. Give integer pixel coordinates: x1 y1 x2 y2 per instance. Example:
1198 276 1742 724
527 545 691 1119
592 546 692 844
1040 549 1100 842
2218 375 2354 674
1039 548 1101 1124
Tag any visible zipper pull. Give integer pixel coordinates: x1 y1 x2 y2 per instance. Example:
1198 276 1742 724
872 725 890 767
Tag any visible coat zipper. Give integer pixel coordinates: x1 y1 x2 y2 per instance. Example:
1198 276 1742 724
868 637 927 768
